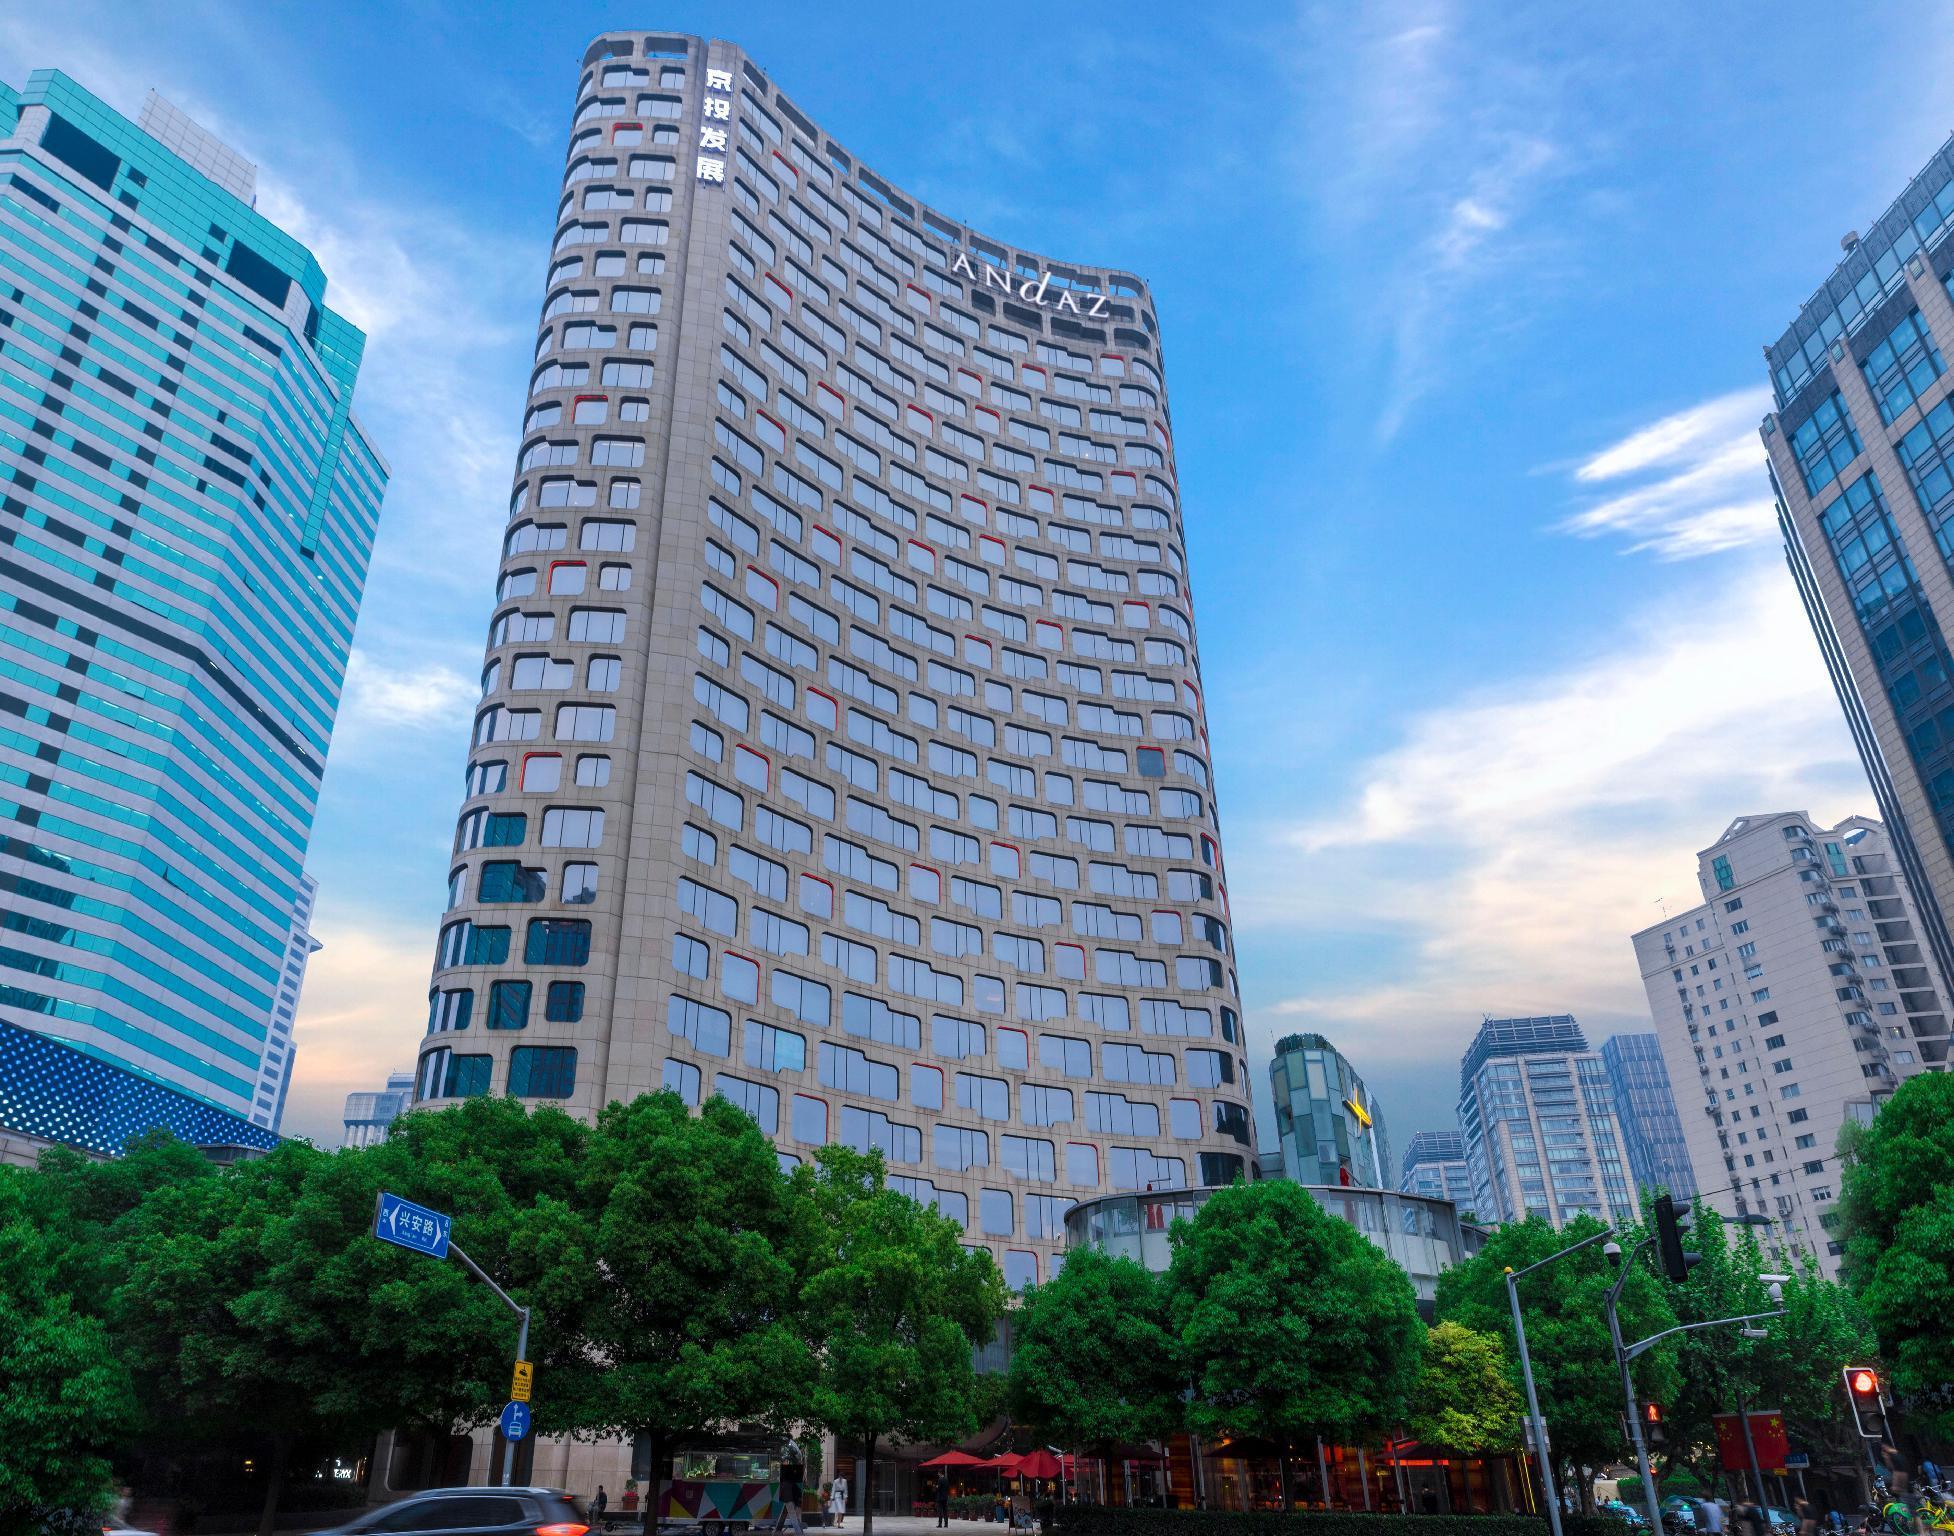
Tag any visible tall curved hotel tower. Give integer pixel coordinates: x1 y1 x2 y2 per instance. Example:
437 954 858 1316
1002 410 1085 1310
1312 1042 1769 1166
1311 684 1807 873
417 31 1249 1282
0 76 384 1156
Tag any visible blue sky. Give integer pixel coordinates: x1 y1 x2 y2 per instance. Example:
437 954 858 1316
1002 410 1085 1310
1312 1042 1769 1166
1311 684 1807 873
6 1 1947 1153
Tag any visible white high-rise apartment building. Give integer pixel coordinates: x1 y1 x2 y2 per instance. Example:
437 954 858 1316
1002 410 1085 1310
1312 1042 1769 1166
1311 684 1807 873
1631 812 1951 1278
413 30 1252 1304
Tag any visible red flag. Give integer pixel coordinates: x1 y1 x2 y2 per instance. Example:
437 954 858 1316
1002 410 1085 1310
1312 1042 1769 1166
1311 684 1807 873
1714 1412 1790 1474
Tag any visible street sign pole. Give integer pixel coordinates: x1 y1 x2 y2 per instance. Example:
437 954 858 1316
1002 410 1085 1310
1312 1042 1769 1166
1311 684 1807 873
373 1193 533 1486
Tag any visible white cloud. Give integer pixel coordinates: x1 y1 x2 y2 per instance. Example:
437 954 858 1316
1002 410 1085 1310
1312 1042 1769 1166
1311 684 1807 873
340 649 473 729
1231 553 1862 1070
1559 386 1777 557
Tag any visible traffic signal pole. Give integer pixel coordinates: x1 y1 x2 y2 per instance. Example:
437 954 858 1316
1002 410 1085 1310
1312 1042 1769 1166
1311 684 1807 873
1507 1227 1614 1536
1604 1237 1666 1535
448 1240 533 1488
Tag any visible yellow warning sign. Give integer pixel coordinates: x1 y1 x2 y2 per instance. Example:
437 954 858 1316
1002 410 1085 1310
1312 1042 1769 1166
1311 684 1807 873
511 1361 533 1402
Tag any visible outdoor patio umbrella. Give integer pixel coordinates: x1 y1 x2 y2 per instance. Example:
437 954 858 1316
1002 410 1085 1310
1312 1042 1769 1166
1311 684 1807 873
1014 1451 1062 1480
921 1453 990 1467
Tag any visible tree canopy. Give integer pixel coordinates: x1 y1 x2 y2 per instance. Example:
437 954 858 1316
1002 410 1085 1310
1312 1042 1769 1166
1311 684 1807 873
1839 1071 1954 1436
1434 1214 1679 1506
1164 1181 1424 1507
1007 1244 1185 1456
1406 1321 1522 1454
796 1146 1007 1536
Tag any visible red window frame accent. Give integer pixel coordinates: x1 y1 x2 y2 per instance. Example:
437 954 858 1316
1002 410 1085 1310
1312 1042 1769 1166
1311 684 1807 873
974 405 1001 432
805 685 839 726
547 558 588 580
960 493 989 518
1122 600 1151 624
906 539 936 570
609 122 643 141
906 282 931 304
811 523 842 561
799 872 836 913
1066 1141 1099 1181
764 272 793 305
990 840 1022 876
733 743 771 788
1034 620 1064 646
978 533 1006 562
1028 482 1054 505
1055 942 1086 977
962 634 993 664
1110 471 1138 495
795 1093 829 1139
905 403 934 429
1022 364 1047 387
771 149 799 182
908 862 941 900
817 381 846 412
518 750 562 787
743 563 780 603
573 392 608 404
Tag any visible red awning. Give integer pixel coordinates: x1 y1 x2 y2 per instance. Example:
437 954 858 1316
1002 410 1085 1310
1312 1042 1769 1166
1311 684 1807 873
921 1452 990 1468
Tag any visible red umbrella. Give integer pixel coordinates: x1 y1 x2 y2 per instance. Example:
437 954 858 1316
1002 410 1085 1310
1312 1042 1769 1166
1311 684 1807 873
989 1455 1022 1473
1014 1451 1062 1480
922 1452 990 1467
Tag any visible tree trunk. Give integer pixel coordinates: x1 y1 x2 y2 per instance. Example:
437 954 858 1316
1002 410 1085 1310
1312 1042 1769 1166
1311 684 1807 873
256 1437 290 1536
1278 1447 1293 1512
641 1432 665 1536
861 1433 877 1536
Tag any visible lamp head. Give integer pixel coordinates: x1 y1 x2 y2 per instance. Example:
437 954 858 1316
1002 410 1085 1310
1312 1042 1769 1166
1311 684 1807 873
1604 1240 1623 1266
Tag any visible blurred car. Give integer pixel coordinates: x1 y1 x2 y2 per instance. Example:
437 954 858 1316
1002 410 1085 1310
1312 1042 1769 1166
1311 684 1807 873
318 1487 591 1536
1603 1501 1652 1526
1661 1497 1699 1530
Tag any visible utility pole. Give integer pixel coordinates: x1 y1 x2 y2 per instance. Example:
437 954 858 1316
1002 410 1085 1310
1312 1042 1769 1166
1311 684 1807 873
1603 1237 1666 1534
1507 1227 1615 1536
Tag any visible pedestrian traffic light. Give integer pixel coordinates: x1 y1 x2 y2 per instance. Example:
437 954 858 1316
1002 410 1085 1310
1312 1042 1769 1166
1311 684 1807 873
1653 1195 1703 1283
1844 1366 1888 1439
1644 1402 1666 1448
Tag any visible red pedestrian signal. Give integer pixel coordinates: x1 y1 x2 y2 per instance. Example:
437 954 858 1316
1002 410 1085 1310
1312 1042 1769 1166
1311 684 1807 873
1851 1369 1877 1396
1644 1403 1663 1423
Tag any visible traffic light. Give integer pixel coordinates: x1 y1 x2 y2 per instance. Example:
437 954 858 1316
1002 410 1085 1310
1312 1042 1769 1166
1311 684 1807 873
1644 1402 1666 1449
1653 1195 1703 1283
1844 1366 1888 1439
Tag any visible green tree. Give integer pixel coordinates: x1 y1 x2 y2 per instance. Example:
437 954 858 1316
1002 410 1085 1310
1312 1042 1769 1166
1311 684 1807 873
1007 1245 1184 1462
0 1164 136 1536
1163 1181 1424 1508
1838 1071 1954 1437
116 1101 587 1536
1434 1214 1679 1511
1406 1321 1523 1454
796 1145 1007 1536
546 1092 813 1528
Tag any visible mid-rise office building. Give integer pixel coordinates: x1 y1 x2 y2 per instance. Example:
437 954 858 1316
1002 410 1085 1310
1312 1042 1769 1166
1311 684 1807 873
1599 1032 1697 1204
1764 139 1954 996
343 1067 414 1149
413 30 1251 1313
0 76 386 1156
1267 1031 1390 1187
1398 1128 1472 1207
1457 1015 1639 1228
1631 812 1949 1276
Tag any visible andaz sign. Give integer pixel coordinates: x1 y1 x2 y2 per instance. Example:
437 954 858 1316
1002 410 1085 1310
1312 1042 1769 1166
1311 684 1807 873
949 251 1111 318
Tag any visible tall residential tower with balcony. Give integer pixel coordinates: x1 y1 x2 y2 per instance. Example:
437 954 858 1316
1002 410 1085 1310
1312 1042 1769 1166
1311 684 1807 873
0 76 385 1156
1631 812 1949 1278
415 31 1252 1300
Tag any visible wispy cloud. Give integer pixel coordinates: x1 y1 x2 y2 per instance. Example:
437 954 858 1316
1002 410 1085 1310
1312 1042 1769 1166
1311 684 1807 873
340 650 474 728
1230 554 1861 1075
1559 386 1776 557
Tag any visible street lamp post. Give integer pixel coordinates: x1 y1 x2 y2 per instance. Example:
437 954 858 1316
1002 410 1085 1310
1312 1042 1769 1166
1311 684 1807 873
1507 1227 1615 1536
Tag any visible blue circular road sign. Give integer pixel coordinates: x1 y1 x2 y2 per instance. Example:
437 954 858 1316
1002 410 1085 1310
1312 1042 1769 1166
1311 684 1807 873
499 1400 531 1442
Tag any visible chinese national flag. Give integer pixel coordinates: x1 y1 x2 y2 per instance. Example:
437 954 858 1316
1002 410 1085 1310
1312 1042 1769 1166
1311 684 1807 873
1715 1412 1790 1474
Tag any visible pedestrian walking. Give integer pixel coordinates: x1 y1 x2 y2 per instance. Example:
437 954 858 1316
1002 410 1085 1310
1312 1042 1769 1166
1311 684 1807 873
773 1443 807 1535
934 1477 950 1530
1922 1458 1942 1494
594 1486 609 1526
1699 1498 1727 1536
828 1474 847 1529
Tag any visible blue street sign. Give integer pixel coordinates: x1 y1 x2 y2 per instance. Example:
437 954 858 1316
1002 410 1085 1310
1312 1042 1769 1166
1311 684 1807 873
373 1191 452 1259
1785 1453 1810 1470
499 1400 531 1442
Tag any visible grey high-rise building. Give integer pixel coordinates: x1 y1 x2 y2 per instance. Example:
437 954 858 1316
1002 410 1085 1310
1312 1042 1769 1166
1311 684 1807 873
1267 1032 1390 1188
0 75 385 1158
1764 138 1954 1002
1457 1015 1640 1228
1398 1128 1471 1207
1631 812 1949 1277
343 1067 414 1149
414 29 1252 1305
1599 1032 1697 1204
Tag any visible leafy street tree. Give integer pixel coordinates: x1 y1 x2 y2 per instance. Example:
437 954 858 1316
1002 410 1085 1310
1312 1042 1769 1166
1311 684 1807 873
1658 1205 1875 1490
1164 1181 1424 1509
1839 1071 1954 1438
1406 1321 1523 1454
796 1146 1008 1536
548 1092 813 1529
0 1164 136 1536
1007 1245 1185 1464
116 1102 587 1536
1435 1214 1679 1512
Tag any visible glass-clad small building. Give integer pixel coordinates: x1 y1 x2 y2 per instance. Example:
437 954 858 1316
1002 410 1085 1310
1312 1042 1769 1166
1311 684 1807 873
1267 1031 1390 1188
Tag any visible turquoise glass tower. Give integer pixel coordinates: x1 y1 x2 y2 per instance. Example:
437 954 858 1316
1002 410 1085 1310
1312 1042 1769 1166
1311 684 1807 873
0 73 386 1153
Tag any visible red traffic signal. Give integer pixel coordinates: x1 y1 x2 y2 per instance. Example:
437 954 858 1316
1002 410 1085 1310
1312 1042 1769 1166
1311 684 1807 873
1843 1366 1887 1440
1644 1403 1664 1423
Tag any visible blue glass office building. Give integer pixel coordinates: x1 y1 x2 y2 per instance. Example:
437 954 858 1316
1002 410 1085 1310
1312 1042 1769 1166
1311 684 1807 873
0 74 385 1150
1598 1032 1697 1203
